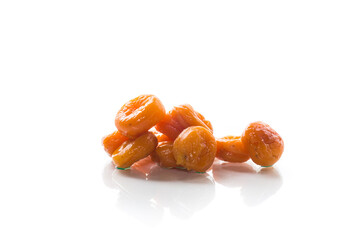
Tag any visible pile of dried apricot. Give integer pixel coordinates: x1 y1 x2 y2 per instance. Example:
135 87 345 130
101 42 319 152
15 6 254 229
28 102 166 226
102 94 284 172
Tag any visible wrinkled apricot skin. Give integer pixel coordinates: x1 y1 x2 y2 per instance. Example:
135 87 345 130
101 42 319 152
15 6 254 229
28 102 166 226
112 132 158 169
115 95 166 138
173 126 216 172
195 111 213 132
150 141 179 168
216 136 250 163
242 122 284 167
155 104 213 141
102 131 128 156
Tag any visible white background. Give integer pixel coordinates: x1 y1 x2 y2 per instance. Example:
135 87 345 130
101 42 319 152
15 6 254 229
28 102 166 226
1 1 359 239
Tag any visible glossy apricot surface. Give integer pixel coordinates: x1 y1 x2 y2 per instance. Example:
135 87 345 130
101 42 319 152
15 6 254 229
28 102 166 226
216 136 250 163
173 126 216 172
102 131 128 156
150 141 179 168
115 94 165 138
150 128 171 142
242 121 284 167
112 131 158 169
155 104 212 140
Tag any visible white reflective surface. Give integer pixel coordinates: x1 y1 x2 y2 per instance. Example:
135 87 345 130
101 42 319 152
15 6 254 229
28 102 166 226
1 0 360 239
107 162 215 224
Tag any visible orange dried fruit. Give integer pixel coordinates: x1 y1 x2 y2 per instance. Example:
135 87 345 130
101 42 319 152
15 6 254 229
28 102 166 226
173 126 216 172
131 156 157 175
150 141 180 169
195 111 213 132
150 128 171 142
102 131 128 156
115 94 165 138
155 104 212 141
112 131 158 169
216 136 250 163
242 121 284 167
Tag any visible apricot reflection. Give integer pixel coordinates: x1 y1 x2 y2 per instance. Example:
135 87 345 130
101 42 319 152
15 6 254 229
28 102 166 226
212 161 283 206
103 158 215 225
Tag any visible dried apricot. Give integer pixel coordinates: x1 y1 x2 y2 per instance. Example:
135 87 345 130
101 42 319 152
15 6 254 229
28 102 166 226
150 128 171 142
112 131 158 169
216 136 250 163
195 111 213 132
150 141 179 168
102 131 128 156
155 104 212 140
242 121 284 167
115 94 165 138
173 126 216 172
131 156 157 175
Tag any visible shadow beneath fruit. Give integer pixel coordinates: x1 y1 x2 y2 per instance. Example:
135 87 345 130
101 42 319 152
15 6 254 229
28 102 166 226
102 158 215 226
212 161 283 206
